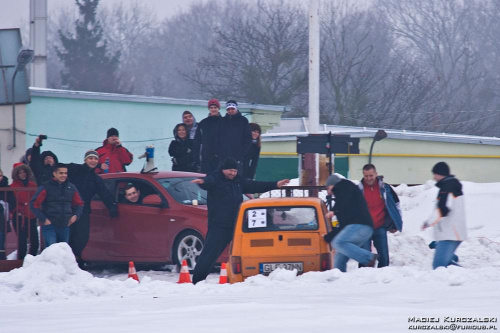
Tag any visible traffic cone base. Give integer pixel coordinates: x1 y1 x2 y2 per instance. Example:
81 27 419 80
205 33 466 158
128 261 140 283
219 262 228 284
177 260 192 284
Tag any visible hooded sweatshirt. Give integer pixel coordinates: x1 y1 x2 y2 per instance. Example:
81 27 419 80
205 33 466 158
30 144 59 186
168 124 195 172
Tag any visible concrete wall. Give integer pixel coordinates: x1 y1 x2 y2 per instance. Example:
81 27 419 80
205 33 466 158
260 137 500 184
0 104 27 177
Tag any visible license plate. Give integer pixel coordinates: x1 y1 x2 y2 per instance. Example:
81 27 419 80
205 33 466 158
259 262 303 274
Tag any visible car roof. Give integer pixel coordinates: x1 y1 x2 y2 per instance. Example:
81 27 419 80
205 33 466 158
99 171 206 179
240 197 324 209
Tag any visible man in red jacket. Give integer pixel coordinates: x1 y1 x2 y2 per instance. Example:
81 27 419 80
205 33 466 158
95 128 133 174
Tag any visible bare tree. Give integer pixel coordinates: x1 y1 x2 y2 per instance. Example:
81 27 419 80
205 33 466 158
188 0 309 106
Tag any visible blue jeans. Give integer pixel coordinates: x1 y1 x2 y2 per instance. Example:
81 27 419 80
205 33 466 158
331 224 374 272
42 224 70 247
433 240 462 269
362 227 389 268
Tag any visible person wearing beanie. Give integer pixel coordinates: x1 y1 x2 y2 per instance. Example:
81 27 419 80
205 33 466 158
65 150 118 268
357 164 403 268
191 157 289 283
243 123 262 180
95 128 133 174
10 164 39 259
182 110 198 140
193 99 222 173
29 135 59 185
323 174 377 272
215 100 252 173
422 162 466 269
168 123 196 172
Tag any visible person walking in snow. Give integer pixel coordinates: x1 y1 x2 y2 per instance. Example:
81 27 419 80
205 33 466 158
358 164 403 267
422 162 466 269
95 128 134 174
193 99 222 174
191 157 289 284
323 174 377 272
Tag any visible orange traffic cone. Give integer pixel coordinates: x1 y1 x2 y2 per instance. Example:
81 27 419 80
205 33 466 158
177 260 192 284
128 261 140 283
219 262 228 284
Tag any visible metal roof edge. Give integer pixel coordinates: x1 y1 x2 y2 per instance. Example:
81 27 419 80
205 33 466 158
29 87 285 112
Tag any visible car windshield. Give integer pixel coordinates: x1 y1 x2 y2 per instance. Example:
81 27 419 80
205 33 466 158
243 206 318 232
159 177 208 205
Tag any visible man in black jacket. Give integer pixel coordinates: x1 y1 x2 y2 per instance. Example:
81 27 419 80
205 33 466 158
215 100 252 173
66 150 118 266
29 135 59 186
30 163 84 247
193 98 222 174
191 157 289 283
323 174 377 272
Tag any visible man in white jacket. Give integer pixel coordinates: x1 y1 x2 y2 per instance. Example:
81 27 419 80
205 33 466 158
422 162 467 269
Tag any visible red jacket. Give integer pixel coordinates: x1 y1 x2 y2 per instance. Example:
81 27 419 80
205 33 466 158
95 139 133 174
10 179 37 220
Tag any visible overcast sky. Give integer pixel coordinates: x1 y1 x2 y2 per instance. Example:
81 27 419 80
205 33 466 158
0 0 203 31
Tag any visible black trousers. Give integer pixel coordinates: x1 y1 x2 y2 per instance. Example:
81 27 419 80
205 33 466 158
69 213 90 259
192 227 233 284
13 217 39 260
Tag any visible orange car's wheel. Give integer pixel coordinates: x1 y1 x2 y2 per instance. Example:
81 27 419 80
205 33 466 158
172 230 204 271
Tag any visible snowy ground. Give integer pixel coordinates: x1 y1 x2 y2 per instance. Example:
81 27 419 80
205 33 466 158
1 181 500 333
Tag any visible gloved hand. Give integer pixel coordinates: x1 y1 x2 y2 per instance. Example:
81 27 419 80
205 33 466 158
323 230 337 243
108 204 119 218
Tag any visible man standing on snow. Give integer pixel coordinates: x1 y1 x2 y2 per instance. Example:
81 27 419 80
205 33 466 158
30 163 84 247
95 128 133 174
358 164 403 267
66 150 118 267
323 174 377 272
193 99 222 174
191 157 289 284
422 162 466 269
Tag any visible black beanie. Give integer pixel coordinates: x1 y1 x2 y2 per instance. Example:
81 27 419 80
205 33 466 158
221 157 238 170
107 127 119 138
432 162 450 176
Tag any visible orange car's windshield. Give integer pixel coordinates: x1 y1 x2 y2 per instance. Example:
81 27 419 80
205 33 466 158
243 206 318 232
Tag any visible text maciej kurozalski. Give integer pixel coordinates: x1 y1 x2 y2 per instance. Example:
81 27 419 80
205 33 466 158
408 317 498 323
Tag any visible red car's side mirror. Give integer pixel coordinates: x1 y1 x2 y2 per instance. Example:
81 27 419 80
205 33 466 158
142 194 163 206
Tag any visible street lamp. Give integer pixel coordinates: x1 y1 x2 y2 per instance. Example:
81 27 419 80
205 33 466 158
10 47 35 149
368 129 387 164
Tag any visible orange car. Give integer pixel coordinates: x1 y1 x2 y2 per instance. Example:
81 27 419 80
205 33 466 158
227 197 334 283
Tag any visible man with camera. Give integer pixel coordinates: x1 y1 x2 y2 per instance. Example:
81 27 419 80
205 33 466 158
29 134 58 185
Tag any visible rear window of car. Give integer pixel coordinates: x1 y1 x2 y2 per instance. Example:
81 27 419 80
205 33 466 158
159 177 208 205
242 206 318 232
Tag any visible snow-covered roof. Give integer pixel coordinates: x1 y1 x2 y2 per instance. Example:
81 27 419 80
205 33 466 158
263 117 500 146
29 87 285 112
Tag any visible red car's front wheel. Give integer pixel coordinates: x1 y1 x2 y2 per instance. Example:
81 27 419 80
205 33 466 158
172 230 204 271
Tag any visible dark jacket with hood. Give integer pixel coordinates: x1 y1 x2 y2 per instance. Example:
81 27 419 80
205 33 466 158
169 124 195 172
10 164 38 220
0 175 16 225
215 111 252 163
198 169 278 229
324 179 374 242
30 178 84 227
67 163 117 216
30 144 59 186
243 141 261 180
193 113 221 168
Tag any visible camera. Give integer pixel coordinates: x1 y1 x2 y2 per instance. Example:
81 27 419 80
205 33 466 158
39 134 47 143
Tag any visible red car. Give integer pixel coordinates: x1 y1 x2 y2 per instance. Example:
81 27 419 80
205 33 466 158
82 171 231 270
